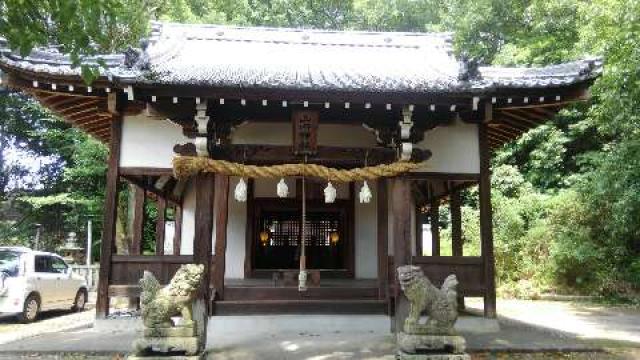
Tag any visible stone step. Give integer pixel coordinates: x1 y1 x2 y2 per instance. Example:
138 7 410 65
223 286 379 301
213 299 387 315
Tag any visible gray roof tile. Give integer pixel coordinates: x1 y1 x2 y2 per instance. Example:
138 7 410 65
0 22 602 94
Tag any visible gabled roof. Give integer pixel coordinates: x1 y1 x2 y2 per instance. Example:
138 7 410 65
0 22 602 95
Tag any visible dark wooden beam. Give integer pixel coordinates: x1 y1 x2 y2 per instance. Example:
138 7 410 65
96 93 124 319
130 186 145 255
479 123 497 318
501 110 541 127
193 173 215 338
155 197 167 255
415 206 424 256
244 179 255 278
430 191 441 257
450 188 465 310
173 205 183 255
391 178 412 332
174 143 431 167
377 179 389 301
213 174 230 300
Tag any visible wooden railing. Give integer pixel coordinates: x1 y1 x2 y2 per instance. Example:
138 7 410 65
108 255 216 297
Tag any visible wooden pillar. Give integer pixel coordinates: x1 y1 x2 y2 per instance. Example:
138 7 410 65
193 173 215 343
155 197 167 255
391 178 412 332
377 179 389 301
96 94 124 318
451 189 463 257
213 174 230 300
479 122 497 318
415 207 423 256
430 195 440 256
173 205 183 255
450 188 465 310
243 179 255 278
130 186 145 255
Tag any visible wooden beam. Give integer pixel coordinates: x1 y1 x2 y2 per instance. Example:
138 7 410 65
174 143 432 167
501 110 541 127
155 197 167 255
173 205 183 255
509 108 549 122
479 123 497 318
377 179 389 301
213 174 230 300
430 192 441 257
391 178 412 332
96 93 124 319
130 186 145 255
415 206 423 256
450 188 465 310
57 99 100 114
193 173 215 340
243 179 255 278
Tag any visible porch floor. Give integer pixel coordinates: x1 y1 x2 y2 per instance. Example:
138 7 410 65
225 278 378 288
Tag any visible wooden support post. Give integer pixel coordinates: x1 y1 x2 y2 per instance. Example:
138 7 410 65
155 197 167 255
415 207 423 256
173 205 183 255
391 178 412 333
193 173 215 344
430 195 440 256
450 189 465 310
213 174 230 300
130 186 145 255
96 94 124 319
377 179 389 301
479 122 497 318
244 179 255 278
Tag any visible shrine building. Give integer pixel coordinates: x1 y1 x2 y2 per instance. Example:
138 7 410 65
0 22 601 329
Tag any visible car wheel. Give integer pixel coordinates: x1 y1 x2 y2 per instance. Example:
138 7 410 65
18 294 40 323
72 289 87 312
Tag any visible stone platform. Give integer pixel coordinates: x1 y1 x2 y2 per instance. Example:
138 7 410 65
397 332 470 360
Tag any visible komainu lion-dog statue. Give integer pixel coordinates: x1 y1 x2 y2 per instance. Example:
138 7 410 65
397 265 459 335
139 264 204 329
131 264 205 358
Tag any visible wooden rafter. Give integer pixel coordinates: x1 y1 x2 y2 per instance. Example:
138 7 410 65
500 110 541 127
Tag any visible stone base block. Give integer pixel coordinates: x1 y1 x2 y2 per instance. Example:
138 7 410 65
127 355 203 360
397 351 471 360
131 336 200 357
397 333 466 354
144 325 196 338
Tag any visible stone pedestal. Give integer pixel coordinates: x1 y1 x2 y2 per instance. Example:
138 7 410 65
129 323 202 359
397 332 470 360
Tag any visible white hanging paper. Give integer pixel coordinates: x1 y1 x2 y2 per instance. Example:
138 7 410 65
324 182 337 203
359 181 372 204
277 178 289 198
234 178 247 202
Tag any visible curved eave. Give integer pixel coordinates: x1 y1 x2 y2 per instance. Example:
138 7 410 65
1 61 597 149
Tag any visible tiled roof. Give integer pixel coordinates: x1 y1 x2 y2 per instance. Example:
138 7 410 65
0 22 602 94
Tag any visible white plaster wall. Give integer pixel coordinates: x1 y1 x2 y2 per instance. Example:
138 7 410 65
318 124 378 147
354 180 377 278
225 177 247 279
120 114 188 168
414 120 480 174
231 122 291 145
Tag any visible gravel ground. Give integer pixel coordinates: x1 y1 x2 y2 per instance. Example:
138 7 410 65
0 350 638 360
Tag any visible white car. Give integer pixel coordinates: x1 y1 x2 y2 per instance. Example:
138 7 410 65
0 246 88 322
